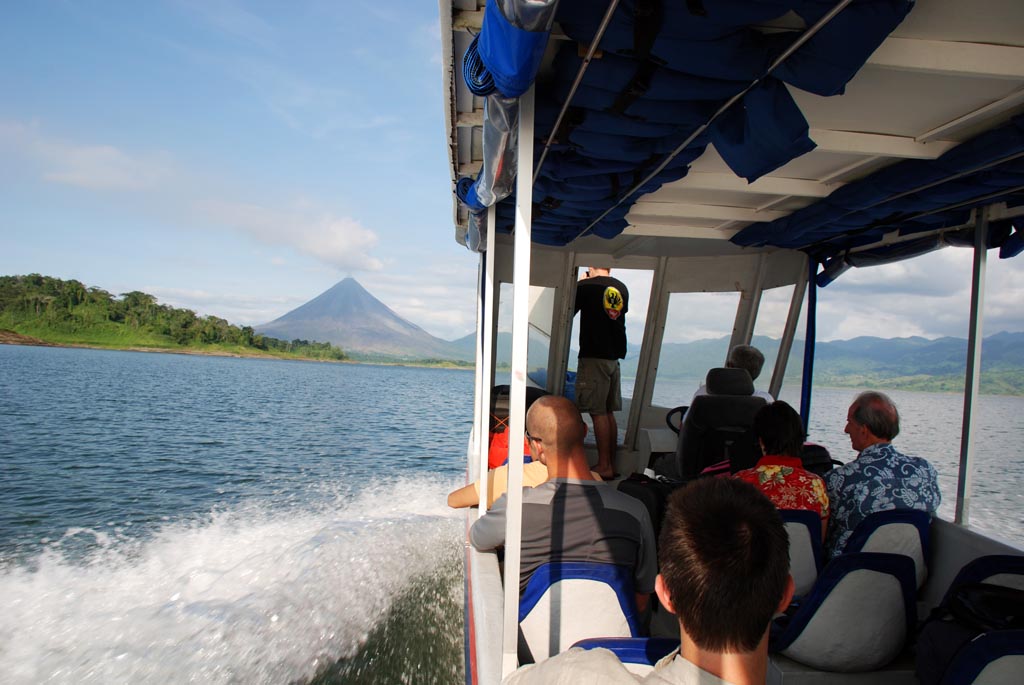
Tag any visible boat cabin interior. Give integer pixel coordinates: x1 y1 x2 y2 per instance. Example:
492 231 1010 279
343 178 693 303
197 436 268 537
440 0 1024 682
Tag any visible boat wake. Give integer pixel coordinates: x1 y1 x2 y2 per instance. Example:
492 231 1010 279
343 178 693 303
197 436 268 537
0 476 466 684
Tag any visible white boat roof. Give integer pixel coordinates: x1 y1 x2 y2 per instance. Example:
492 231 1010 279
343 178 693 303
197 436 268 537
441 0 1024 263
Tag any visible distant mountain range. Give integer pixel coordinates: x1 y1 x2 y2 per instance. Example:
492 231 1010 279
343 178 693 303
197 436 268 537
257 278 1023 393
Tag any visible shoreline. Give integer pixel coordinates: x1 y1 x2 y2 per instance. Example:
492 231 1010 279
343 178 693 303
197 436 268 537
0 330 473 370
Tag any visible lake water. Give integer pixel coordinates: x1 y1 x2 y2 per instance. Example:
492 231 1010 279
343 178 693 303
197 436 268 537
2 345 1022 683
0 345 471 684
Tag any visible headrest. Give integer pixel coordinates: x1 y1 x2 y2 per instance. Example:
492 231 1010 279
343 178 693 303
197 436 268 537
706 368 754 396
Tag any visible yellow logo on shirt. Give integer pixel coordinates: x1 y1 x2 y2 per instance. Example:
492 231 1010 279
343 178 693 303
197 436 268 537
603 286 624 320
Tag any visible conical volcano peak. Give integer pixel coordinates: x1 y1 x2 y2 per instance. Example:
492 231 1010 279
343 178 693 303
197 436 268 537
256 278 470 361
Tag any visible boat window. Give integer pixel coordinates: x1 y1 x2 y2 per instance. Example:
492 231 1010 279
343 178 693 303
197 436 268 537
494 281 514 386
527 285 556 389
494 282 559 391
650 291 741 408
752 285 805 401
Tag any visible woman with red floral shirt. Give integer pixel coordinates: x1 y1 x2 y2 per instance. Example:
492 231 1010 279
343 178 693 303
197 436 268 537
735 401 829 539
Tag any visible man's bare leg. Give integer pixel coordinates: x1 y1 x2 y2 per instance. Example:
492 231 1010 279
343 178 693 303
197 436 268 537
591 412 617 479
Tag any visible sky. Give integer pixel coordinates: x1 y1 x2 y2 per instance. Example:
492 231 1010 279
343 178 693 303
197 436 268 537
1 2 1022 345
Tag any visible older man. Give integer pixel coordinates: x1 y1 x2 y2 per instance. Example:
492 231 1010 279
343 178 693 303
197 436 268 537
470 395 655 609
825 391 941 557
505 478 794 684
694 344 774 403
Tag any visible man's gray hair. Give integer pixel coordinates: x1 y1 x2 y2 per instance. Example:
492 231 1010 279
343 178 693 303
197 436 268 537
726 345 765 381
852 391 900 440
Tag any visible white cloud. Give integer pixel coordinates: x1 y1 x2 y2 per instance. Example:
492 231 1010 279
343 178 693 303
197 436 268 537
360 264 479 340
0 120 173 190
2 119 385 275
176 0 278 48
144 286 305 326
201 200 383 273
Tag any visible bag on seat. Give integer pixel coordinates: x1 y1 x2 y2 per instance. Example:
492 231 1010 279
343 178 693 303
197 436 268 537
916 555 1024 685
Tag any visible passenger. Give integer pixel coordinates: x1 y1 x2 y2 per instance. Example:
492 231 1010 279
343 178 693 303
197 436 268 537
694 344 774 403
735 401 829 539
505 478 794 684
574 266 629 480
470 395 655 611
446 460 603 509
826 391 941 558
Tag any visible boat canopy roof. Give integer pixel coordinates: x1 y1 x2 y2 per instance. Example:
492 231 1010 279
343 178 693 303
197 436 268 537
442 0 1024 274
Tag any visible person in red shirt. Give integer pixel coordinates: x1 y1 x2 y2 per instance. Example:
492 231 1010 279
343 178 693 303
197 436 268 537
735 401 829 539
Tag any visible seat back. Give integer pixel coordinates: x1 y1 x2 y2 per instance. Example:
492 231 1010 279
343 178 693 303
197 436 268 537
674 368 766 479
771 552 917 672
518 562 640 663
844 509 931 588
572 637 680 676
781 509 824 597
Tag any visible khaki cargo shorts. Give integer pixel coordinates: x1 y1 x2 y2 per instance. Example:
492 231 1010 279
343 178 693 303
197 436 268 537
575 357 621 415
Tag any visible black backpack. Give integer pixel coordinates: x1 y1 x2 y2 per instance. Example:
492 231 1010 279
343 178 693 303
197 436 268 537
916 581 1024 684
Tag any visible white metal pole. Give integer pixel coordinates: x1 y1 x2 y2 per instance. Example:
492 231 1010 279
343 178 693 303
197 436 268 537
501 84 534 678
729 254 766 354
472 252 487 493
625 256 669 452
955 208 989 525
478 205 498 515
770 256 809 400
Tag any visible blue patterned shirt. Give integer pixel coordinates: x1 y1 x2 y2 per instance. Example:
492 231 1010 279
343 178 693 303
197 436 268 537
824 442 941 558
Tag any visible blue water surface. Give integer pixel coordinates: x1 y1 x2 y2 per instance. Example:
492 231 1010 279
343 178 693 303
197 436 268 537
1 345 471 559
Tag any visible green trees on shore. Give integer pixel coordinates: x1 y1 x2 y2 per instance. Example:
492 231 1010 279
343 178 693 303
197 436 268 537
0 274 347 361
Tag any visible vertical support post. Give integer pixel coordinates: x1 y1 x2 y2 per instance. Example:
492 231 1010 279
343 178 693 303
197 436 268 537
549 252 579 397
799 259 818 434
625 256 669 453
769 256 809 400
472 252 486 491
501 85 535 678
729 254 766 354
476 205 499 515
955 209 989 525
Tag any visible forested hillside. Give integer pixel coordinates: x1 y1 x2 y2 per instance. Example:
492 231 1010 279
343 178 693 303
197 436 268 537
0 274 347 361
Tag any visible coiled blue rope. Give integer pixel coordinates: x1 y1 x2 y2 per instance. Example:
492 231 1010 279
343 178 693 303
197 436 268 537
463 35 496 96
456 176 486 211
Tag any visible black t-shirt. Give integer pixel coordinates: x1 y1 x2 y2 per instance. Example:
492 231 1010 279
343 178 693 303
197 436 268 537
574 275 628 360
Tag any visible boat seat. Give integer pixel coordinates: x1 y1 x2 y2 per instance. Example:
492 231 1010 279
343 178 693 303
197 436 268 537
571 637 680 676
518 561 641 663
843 509 931 588
671 368 767 480
770 552 917 672
782 509 824 597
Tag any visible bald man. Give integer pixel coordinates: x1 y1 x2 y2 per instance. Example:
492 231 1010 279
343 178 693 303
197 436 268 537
470 396 656 610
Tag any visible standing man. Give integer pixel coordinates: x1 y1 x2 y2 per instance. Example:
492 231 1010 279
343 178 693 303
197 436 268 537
574 266 629 480
825 391 941 557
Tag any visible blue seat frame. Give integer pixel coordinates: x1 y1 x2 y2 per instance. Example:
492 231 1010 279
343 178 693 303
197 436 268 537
519 561 641 636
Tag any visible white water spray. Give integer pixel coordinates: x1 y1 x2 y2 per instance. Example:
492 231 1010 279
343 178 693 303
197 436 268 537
0 477 464 684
